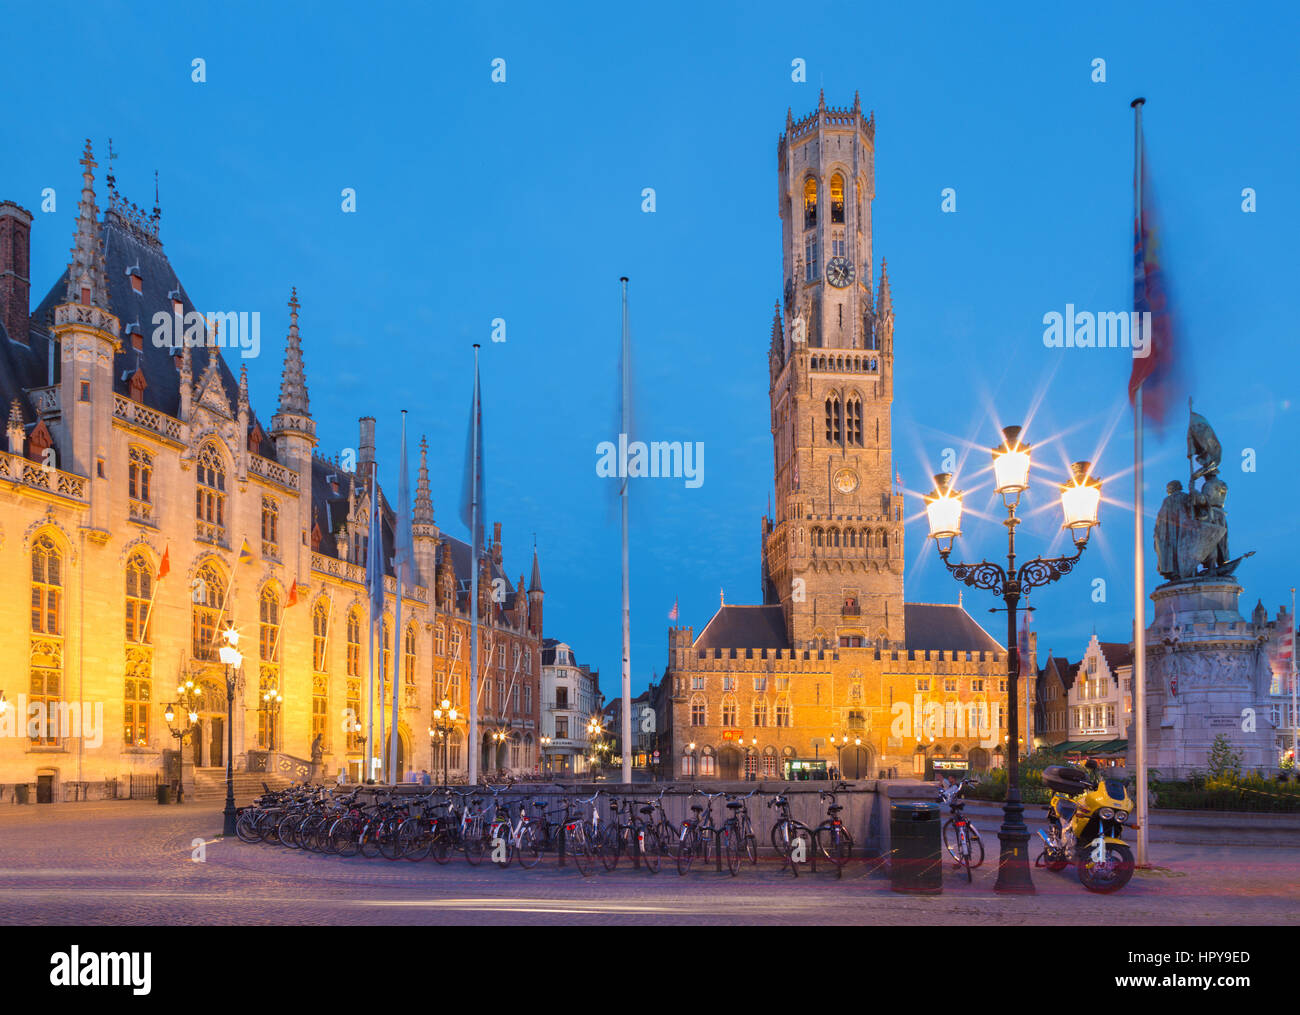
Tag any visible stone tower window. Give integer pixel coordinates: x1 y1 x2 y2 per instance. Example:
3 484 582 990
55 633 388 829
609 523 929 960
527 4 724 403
803 176 818 227
846 396 863 446
346 608 362 678
830 173 845 224
825 396 842 444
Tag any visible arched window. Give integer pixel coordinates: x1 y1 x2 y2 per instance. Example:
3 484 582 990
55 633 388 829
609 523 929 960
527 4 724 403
690 694 707 727
128 447 153 521
381 618 393 700
191 561 224 660
345 677 361 751
346 608 361 677
846 396 863 446
404 622 418 707
312 672 328 748
775 696 792 728
752 697 769 727
259 586 281 664
435 622 446 656
261 497 279 557
880 529 889 552
195 443 227 541
825 396 842 444
447 728 464 771
830 173 845 224
803 176 818 228
30 533 64 745
312 597 330 671
721 694 738 727
125 552 153 644
830 527 840 548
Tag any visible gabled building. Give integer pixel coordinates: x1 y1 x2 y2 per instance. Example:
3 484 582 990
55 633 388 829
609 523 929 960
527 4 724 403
0 144 545 799
539 637 602 776
1035 653 1073 748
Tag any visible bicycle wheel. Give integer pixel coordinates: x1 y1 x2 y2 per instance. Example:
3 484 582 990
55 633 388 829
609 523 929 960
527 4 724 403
430 826 453 865
330 817 360 857
676 826 697 875
817 823 853 869
722 825 740 877
463 823 486 865
378 818 405 860
516 823 545 870
742 818 758 865
277 813 300 848
566 824 594 877
656 821 679 859
359 822 383 859
235 810 261 844
638 825 661 874
489 822 512 868
598 824 622 872
956 824 972 882
398 818 432 861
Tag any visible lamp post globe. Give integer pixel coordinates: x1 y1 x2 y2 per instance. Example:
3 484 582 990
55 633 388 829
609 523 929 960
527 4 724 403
218 627 242 837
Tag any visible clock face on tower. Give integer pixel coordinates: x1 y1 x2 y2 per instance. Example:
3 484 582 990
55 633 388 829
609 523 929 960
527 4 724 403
833 468 859 494
826 256 855 288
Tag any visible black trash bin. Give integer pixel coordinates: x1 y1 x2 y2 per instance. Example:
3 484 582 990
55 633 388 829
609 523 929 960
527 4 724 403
14 784 29 804
890 801 942 894
156 784 171 805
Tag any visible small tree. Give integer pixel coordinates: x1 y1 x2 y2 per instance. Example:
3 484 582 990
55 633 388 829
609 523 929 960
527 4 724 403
1206 734 1242 784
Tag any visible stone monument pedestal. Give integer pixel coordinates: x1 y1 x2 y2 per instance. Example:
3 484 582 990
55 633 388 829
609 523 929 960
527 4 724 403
1136 578 1273 779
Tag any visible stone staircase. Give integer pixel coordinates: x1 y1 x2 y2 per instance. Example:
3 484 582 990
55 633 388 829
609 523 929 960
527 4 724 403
188 770 293 806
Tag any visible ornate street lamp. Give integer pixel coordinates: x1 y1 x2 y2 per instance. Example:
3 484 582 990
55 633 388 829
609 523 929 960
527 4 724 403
217 626 243 836
540 735 553 779
429 698 459 785
261 685 284 753
163 677 202 800
924 425 1101 893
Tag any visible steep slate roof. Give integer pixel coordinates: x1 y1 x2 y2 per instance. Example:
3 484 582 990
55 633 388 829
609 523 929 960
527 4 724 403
25 201 275 460
694 605 791 650
1040 656 1073 686
903 603 1002 654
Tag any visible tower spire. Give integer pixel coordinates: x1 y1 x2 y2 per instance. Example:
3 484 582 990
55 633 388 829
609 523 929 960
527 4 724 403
277 287 310 416
413 435 434 524
65 140 109 309
877 258 893 316
529 542 543 592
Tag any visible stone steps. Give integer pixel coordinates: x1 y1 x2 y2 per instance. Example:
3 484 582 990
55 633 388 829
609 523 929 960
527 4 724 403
187 771 292 806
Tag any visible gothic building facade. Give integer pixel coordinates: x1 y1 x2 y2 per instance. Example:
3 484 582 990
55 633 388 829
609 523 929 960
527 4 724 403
0 143 545 799
662 96 1013 780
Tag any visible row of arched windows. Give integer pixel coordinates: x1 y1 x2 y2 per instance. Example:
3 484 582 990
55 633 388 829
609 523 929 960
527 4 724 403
811 526 891 550
803 173 847 228
690 694 793 728
810 352 879 372
824 394 864 446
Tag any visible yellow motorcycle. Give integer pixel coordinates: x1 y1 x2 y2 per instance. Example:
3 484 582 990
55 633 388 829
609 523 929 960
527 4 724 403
1036 761 1136 894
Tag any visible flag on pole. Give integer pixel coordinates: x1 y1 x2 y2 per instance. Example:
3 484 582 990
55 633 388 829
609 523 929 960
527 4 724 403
238 539 254 565
366 466 384 617
668 598 679 622
460 355 485 553
157 544 170 581
286 580 299 608
1128 131 1183 426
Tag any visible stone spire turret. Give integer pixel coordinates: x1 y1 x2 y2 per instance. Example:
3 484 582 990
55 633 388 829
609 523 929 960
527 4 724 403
876 258 892 318
413 435 434 525
527 542 544 638
277 287 310 417
6 397 24 454
65 140 110 310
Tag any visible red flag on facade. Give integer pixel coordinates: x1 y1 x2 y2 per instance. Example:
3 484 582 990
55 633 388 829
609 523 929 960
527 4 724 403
157 545 170 581
286 579 299 607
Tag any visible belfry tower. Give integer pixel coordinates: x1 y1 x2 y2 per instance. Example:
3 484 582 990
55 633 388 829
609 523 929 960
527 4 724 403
763 92 905 649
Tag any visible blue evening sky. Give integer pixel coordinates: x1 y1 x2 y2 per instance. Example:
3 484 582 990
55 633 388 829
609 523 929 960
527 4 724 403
4 1 1297 693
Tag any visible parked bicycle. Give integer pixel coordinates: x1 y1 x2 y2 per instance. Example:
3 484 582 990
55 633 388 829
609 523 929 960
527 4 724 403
938 776 984 882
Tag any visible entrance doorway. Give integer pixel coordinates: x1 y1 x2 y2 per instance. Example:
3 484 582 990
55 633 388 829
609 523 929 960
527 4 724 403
718 747 741 780
839 745 872 779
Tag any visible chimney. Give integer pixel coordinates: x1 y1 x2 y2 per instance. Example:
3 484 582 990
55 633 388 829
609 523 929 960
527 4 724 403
358 416 376 479
0 202 33 346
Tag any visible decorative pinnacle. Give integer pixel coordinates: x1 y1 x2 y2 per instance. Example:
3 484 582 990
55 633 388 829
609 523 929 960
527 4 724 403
413 435 434 525
277 287 310 417
65 139 110 309
818 88 826 111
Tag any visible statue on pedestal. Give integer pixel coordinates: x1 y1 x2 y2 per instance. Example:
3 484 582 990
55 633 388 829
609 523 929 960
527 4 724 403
1154 406 1253 581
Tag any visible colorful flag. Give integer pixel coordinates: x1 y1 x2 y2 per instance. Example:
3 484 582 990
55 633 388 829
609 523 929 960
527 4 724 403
286 580 299 608
1128 135 1183 425
157 544 170 581
366 466 384 617
238 539 254 565
668 598 679 622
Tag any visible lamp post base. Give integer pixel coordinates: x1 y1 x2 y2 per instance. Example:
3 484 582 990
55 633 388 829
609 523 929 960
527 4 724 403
993 796 1036 893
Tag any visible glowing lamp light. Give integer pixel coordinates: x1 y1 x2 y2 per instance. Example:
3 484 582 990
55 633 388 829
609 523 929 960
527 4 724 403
1060 461 1102 545
992 425 1032 506
924 473 964 554
164 705 175 723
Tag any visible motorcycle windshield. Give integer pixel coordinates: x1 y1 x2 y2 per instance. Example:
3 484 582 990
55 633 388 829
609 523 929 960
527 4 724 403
1103 779 1130 804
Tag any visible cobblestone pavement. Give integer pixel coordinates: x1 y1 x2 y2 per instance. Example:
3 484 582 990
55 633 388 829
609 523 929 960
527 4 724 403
0 802 1296 925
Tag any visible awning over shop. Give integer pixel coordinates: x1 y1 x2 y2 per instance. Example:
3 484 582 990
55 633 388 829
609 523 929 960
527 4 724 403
1039 739 1128 757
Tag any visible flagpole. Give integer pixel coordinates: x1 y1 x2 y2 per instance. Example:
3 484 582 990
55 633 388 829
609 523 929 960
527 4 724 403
1131 95 1150 869
389 410 408 785
620 276 632 785
367 459 377 782
469 345 481 787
